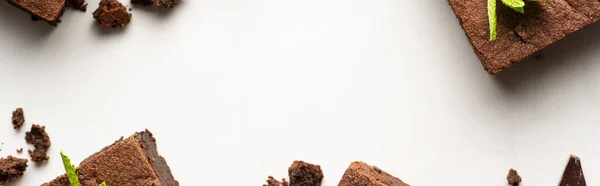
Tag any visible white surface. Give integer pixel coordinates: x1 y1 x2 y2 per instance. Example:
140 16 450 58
1 0 600 185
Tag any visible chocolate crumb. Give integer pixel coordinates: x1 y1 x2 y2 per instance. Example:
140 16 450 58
25 124 51 163
131 0 180 8
16 148 23 154
11 108 25 129
68 0 88 12
0 156 28 185
264 176 288 186
288 161 323 186
93 0 132 28
506 169 521 186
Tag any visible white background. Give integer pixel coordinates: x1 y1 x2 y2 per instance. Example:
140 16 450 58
1 0 600 185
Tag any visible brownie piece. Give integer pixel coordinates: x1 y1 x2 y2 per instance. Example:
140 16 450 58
0 156 28 185
11 108 25 129
25 124 51 163
288 161 323 186
264 176 289 186
131 0 179 8
6 0 67 26
559 155 586 186
448 0 600 74
506 169 521 186
43 130 179 186
92 0 132 28
68 0 88 12
338 161 409 186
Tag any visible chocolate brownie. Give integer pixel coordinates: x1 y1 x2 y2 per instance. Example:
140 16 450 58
0 156 28 185
559 155 586 186
11 108 24 129
506 169 521 186
288 161 323 186
131 0 179 8
6 0 67 26
338 161 409 186
448 0 600 74
43 130 179 186
264 176 289 186
92 0 132 28
25 124 51 163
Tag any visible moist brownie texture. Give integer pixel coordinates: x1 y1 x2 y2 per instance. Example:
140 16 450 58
506 169 521 186
264 176 289 186
559 155 586 186
448 0 600 74
25 124 51 163
288 161 323 186
92 0 131 28
0 156 28 185
131 0 179 8
11 108 25 129
338 161 409 186
6 0 67 26
43 130 179 186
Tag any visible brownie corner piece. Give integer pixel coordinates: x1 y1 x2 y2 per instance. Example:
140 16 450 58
6 0 67 26
338 161 409 186
448 0 600 74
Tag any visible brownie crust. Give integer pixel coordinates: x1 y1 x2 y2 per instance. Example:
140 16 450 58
338 161 409 186
448 0 600 74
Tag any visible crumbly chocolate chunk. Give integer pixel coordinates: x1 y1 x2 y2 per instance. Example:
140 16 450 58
0 156 28 185
507 169 521 186
92 0 132 28
6 0 67 26
448 0 600 74
131 0 180 8
25 124 51 163
68 0 88 12
559 155 586 186
16 148 23 154
43 130 179 186
11 108 25 129
264 176 289 186
339 161 409 186
288 161 323 186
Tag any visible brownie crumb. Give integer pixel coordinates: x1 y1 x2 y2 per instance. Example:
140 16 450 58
0 156 28 185
560 155 586 186
11 108 25 129
506 169 521 186
25 124 51 163
288 161 323 186
93 0 132 28
263 176 288 186
16 148 23 154
68 0 88 12
131 0 180 8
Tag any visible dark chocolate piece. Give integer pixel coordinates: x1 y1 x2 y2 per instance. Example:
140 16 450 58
11 108 25 129
68 0 88 12
92 0 132 28
0 156 28 185
6 0 67 26
288 161 323 186
25 124 51 163
264 176 289 186
559 155 586 186
448 0 600 74
506 169 521 186
131 0 179 8
338 161 409 186
43 130 179 186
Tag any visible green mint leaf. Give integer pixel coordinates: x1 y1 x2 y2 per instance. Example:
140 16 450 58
60 152 81 186
98 182 107 186
488 0 497 40
501 0 525 13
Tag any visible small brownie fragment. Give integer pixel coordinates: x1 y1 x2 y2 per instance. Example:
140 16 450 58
68 0 88 12
131 0 180 8
506 169 521 186
6 0 67 26
93 0 132 28
25 124 51 163
0 156 28 185
339 161 409 186
16 148 23 154
559 155 586 186
11 108 25 129
263 176 289 186
43 130 179 186
288 161 323 186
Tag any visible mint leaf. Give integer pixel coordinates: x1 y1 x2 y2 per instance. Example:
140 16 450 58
60 152 81 186
501 0 525 13
488 0 497 40
98 182 107 186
